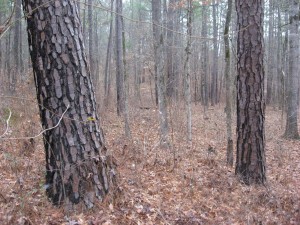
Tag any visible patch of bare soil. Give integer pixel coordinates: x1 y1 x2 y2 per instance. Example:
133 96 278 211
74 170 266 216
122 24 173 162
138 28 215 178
0 82 299 224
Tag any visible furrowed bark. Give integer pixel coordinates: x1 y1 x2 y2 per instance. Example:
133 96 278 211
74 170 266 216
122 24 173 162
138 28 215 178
22 0 116 207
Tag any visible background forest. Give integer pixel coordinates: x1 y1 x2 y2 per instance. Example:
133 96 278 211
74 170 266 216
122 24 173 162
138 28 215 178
0 0 299 224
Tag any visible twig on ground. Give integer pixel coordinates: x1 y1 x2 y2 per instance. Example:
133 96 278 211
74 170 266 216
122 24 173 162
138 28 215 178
0 105 69 140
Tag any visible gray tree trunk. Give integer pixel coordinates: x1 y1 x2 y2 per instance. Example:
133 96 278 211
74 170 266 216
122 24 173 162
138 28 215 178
284 0 300 139
166 0 177 98
266 0 275 105
152 0 169 144
201 6 208 108
211 0 219 106
184 0 192 143
224 0 233 167
104 0 114 106
115 0 125 115
13 0 22 89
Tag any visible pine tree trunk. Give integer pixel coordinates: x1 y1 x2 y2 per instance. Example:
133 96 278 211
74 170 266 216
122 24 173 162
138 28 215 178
235 0 266 184
22 0 117 207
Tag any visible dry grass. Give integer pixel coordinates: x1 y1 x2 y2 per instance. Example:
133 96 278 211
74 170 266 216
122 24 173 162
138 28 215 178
0 81 299 225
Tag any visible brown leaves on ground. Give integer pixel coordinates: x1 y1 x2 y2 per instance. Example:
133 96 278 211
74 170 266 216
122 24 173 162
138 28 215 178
0 84 299 224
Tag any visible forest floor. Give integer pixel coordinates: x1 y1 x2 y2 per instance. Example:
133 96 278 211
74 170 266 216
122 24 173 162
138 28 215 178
0 80 300 225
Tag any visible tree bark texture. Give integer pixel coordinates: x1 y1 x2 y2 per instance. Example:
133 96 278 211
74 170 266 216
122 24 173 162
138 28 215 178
284 0 300 139
22 0 116 207
88 0 95 83
235 0 266 184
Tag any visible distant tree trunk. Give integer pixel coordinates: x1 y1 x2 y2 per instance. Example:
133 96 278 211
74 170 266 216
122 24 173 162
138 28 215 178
276 1 283 109
152 0 169 144
166 0 176 98
284 0 300 139
224 0 233 167
133 2 142 103
266 0 275 105
6 30 12 91
121 6 131 138
211 0 219 106
235 0 266 184
184 0 192 143
200 6 208 108
104 0 114 106
22 0 116 207
13 0 22 88
115 0 125 115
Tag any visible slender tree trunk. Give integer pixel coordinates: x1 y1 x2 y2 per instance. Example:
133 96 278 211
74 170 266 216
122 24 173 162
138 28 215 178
266 1 275 105
201 6 208 108
104 0 114 106
13 0 22 88
235 0 266 184
211 0 219 106
284 0 300 139
166 0 176 98
152 0 169 144
115 0 125 115
22 0 117 207
184 0 192 143
224 0 233 167
121 6 131 138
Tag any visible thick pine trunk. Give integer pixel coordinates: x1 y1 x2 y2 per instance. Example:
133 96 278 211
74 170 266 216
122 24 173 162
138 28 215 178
22 0 116 207
235 0 266 184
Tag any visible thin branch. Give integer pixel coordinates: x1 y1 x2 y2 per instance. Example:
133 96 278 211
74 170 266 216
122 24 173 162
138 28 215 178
0 108 12 138
0 105 69 140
